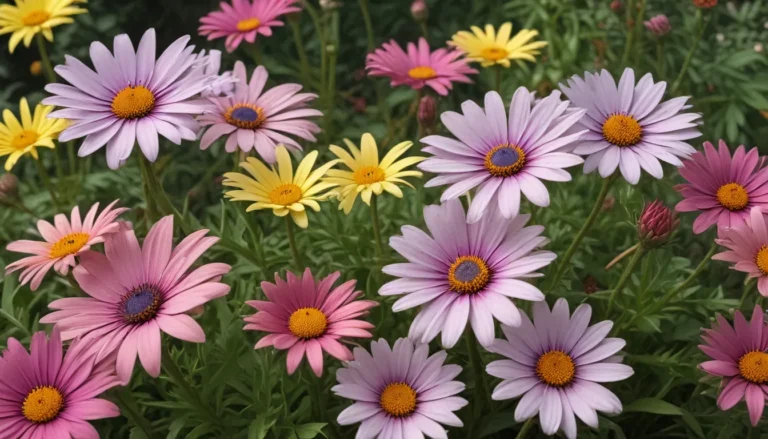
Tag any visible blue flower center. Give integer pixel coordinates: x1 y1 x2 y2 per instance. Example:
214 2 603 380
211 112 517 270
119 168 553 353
122 287 161 324
231 107 260 122
454 260 481 283
490 147 519 167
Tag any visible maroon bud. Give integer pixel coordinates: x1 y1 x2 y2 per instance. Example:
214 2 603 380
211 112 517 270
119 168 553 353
583 276 600 295
610 0 623 12
418 95 437 134
0 173 19 202
692 0 718 9
638 200 679 248
353 69 366 82
602 195 616 211
644 15 671 36
351 97 367 113
411 0 428 22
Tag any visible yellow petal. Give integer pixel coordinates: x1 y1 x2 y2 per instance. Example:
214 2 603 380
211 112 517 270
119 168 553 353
301 159 340 192
361 189 372 205
329 144 359 171
381 181 404 198
291 210 309 228
385 156 425 176
19 98 32 128
294 150 318 186
360 133 379 166
2 109 22 133
379 141 412 170
343 138 362 160
496 22 513 45
276 146 294 183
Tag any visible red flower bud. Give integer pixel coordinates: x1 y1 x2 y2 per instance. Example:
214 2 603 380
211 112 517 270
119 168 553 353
411 0 428 22
0 173 19 202
418 95 437 133
692 0 717 8
638 200 679 248
610 0 623 12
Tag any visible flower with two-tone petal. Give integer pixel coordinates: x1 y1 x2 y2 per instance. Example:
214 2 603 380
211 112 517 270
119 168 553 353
448 22 548 68
0 97 68 171
0 0 87 53
714 206 768 296
198 0 300 53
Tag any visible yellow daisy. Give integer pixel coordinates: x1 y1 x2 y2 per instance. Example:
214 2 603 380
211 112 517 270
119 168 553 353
324 133 425 214
0 0 88 53
222 146 339 228
0 98 68 171
448 22 548 68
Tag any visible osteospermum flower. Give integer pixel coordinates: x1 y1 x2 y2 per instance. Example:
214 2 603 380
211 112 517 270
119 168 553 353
199 62 321 163
0 97 68 171
39 216 231 383
448 22 548 68
366 38 477 96
419 88 586 222
333 338 468 437
5 200 127 291
244 268 377 377
714 207 768 296
43 28 218 169
488 299 633 439
0 329 120 439
675 140 768 234
381 199 555 348
222 146 338 228
0 0 87 53
198 0 300 53
560 68 701 184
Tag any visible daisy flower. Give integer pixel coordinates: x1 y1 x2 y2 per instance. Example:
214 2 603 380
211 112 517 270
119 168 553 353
324 133 425 214
366 37 477 96
448 22 548 68
39 216 231 383
198 0 300 53
559 68 701 184
5 200 127 291
222 146 338 228
381 199 555 348
333 338 468 438
198 49 236 97
488 299 633 439
419 88 586 223
42 28 218 169
198 62 321 163
675 140 768 234
0 0 87 53
713 206 768 296
0 329 120 439
0 97 68 171
244 268 377 377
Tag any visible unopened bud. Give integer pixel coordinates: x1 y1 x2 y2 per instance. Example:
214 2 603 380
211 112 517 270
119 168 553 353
583 276 599 295
692 0 718 8
319 0 342 11
610 0 623 13
30 61 42 77
602 195 616 212
351 97 367 113
0 173 19 202
411 0 428 22
638 200 679 248
418 95 437 134
644 15 671 37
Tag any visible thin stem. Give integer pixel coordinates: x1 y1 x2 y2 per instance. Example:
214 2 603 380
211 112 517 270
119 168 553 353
161 351 219 426
66 141 76 176
419 21 429 40
739 277 756 311
137 154 159 223
656 39 665 79
671 10 705 94
620 0 637 67
514 418 536 439
285 216 304 270
35 34 56 83
289 19 311 85
606 246 647 317
34 157 61 209
370 195 385 260
494 66 502 93
358 0 375 52
465 331 490 420
606 243 640 270
113 387 155 439
632 0 647 67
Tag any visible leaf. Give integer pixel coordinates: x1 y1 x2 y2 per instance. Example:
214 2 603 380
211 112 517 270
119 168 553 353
166 418 186 439
129 427 150 439
478 413 520 437
624 398 683 415
294 423 328 438
681 408 705 438
248 413 275 439
635 316 661 333
2 274 18 314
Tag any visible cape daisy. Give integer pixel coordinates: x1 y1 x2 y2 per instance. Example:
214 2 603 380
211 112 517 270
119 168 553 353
1 97 68 171
198 0 300 53
713 206 768 296
0 0 87 53
448 22 548 68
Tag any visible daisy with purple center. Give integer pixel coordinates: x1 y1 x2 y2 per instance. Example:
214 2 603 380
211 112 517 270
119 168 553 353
713 206 768 296
198 0 300 53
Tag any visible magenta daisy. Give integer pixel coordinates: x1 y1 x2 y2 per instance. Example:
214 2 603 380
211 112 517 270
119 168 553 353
39 216 231 383
419 88 586 222
488 299 633 439
365 38 477 96
559 68 701 184
244 268 377 377
676 140 768 234
380 199 555 348
5 200 127 291
198 0 300 53
0 329 121 439
698 305 768 426
333 338 468 437
713 206 768 296
198 62 321 163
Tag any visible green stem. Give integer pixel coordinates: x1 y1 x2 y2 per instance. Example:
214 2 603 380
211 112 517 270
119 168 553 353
620 0 637 67
66 141 76 176
631 0 647 67
656 39 665 79
494 66 502 93
358 0 375 52
35 34 56 83
514 418 536 439
161 351 219 426
113 387 155 439
137 154 160 223
606 246 647 317
465 331 490 419
739 277 757 311
289 19 311 85
419 21 429 39
34 157 61 210
370 195 385 260
671 9 705 94
285 216 304 270
138 154 187 231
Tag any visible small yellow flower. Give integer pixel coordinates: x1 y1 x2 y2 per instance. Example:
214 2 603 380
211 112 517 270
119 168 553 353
448 22 548 68
0 0 88 53
0 98 68 171
324 133 425 214
223 146 339 228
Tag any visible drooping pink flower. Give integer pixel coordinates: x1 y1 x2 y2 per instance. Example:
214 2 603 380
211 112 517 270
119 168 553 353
198 0 300 53
714 206 768 296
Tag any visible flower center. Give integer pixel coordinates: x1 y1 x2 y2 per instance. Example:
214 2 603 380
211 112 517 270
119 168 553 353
267 183 302 206
739 351 768 384
536 351 575 387
49 232 90 258
484 144 526 177
379 382 417 417
408 66 437 80
602 114 642 147
448 255 491 295
480 47 509 61
22 386 63 424
756 246 768 275
111 85 155 120
353 166 386 185
288 307 327 339
11 130 39 150
121 286 161 324
716 182 749 211
236 17 261 32
224 104 267 130
22 10 50 26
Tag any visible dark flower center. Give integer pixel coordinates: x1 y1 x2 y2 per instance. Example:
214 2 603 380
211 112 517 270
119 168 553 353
490 147 520 167
231 107 260 122
454 260 481 283
121 286 161 324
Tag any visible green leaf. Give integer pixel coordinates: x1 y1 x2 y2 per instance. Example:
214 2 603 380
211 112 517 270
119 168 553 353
294 423 328 439
681 408 705 438
166 418 186 439
636 316 661 333
248 413 275 439
624 398 683 415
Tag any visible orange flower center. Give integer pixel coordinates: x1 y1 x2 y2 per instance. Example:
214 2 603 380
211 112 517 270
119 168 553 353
536 351 575 387
23 386 63 423
448 255 491 294
22 10 50 26
379 383 417 417
224 104 267 130
11 130 39 150
49 232 90 258
237 17 261 32
408 66 437 80
111 86 155 120
480 47 509 61
353 166 385 185
268 183 303 206
716 182 749 211
755 246 768 275
288 307 327 338
602 114 642 147
739 351 768 384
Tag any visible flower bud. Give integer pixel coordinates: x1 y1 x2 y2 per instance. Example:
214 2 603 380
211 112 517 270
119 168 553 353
319 0 342 11
30 61 42 77
692 0 717 8
351 97 367 113
610 0 623 12
411 0 428 22
0 173 19 204
602 195 616 212
644 15 671 36
418 95 437 133
638 200 679 248
583 275 599 295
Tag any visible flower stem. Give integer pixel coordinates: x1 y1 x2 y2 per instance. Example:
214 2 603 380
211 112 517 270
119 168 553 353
289 18 311 85
605 243 640 270
358 0 375 52
620 0 637 67
370 195 385 260
35 34 56 83
671 9 706 94
34 157 61 210
66 141 77 176
161 351 219 426
137 154 160 223
606 246 647 317
285 216 304 270
656 39 666 79
465 331 490 419
739 277 757 310
113 387 156 439
514 418 536 439
494 66 502 93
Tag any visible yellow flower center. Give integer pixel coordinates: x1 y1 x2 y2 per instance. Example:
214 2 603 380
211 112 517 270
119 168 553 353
224 104 266 130
484 144 526 177
379 382 417 417
111 86 155 120
448 255 491 295
11 130 39 150
22 10 50 26
755 246 768 275
602 114 642 147
716 182 749 211
22 386 63 424
739 351 768 384
49 232 90 259
237 17 261 32
353 166 386 185
536 350 575 387
408 66 437 80
288 307 327 339
480 47 509 61
268 183 303 206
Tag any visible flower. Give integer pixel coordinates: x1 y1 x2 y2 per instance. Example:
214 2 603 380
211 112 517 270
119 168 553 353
713 207 768 296
448 22 548 68
198 49 236 97
244 268 377 377
324 133 424 214
675 140 768 234
333 338 468 437
366 38 477 96
381 199 555 348
39 216 231 383
198 62 321 162
410 0 428 22
42 28 217 169
638 200 678 247
0 98 68 171
644 15 671 36
0 0 87 53
693 0 717 8
0 329 121 438
222 146 338 228
698 305 768 425
419 88 586 222
487 299 633 439
198 0 300 53
5 200 127 291
560 68 701 184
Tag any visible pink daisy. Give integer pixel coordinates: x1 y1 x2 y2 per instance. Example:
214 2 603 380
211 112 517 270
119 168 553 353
5 200 127 291
365 38 478 96
198 0 301 53
39 216 231 384
198 62 322 163
244 268 377 377
676 140 768 234
713 206 768 296
488 299 633 439
0 329 121 439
